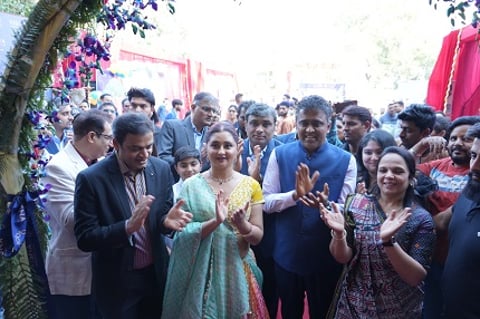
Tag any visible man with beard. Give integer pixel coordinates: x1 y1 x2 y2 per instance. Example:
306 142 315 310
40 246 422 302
276 101 295 135
441 122 480 319
417 116 480 319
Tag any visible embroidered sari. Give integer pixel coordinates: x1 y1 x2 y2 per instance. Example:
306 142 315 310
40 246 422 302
162 174 269 319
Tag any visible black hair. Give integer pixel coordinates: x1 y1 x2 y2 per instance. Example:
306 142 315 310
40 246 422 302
433 115 451 136
296 95 333 123
467 122 480 139
245 103 277 123
73 109 110 138
237 100 256 116
172 99 183 107
446 116 480 140
342 105 372 124
397 104 436 132
356 130 397 190
174 146 201 165
113 112 154 145
126 87 156 106
374 146 417 207
99 102 118 113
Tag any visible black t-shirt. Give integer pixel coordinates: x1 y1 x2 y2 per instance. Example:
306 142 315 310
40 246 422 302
443 193 480 318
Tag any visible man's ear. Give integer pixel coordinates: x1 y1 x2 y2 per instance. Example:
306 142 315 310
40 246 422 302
364 120 372 131
422 128 432 138
112 138 120 152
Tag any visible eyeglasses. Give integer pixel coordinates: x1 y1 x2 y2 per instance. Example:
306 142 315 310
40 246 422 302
96 133 114 141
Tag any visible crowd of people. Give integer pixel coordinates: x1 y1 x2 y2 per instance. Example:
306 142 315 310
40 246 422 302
22 87 480 319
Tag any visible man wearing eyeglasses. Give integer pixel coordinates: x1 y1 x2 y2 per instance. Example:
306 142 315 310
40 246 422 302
41 109 113 319
158 92 219 180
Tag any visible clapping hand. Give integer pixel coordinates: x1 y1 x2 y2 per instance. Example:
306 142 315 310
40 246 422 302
247 145 262 181
299 183 329 209
319 201 345 233
164 199 193 232
231 201 250 233
126 195 155 234
215 190 229 225
293 163 320 200
356 182 367 194
380 208 412 242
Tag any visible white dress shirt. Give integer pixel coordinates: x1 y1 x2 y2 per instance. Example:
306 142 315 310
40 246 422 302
263 148 357 213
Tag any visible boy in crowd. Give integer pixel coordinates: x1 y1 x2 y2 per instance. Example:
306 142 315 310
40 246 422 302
172 146 202 201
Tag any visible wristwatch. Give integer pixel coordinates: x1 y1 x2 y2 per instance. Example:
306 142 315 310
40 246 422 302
382 236 396 247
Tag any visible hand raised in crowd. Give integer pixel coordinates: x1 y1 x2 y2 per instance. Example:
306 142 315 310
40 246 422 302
299 182 329 209
380 207 412 242
234 139 245 172
319 201 345 233
164 199 193 232
247 144 262 182
215 190 229 225
293 163 320 201
231 201 251 234
126 195 155 235
411 136 448 160
356 182 367 194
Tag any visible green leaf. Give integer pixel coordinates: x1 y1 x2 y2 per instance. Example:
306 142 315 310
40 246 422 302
168 2 175 14
450 17 456 26
132 24 138 35
447 5 455 17
139 29 145 38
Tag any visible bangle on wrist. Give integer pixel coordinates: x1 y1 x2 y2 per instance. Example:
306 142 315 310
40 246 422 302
330 229 347 241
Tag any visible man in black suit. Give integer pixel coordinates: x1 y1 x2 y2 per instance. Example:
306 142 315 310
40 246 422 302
74 113 192 319
157 92 219 178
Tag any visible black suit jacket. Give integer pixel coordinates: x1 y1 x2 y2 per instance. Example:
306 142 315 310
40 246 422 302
157 116 209 178
74 153 173 309
157 116 198 166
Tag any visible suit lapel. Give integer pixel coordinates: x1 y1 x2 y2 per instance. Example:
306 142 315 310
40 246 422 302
182 117 195 147
144 159 157 196
106 154 133 219
64 143 88 173
144 160 158 230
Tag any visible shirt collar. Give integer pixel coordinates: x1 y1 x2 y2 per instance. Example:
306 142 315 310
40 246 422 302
116 152 144 176
190 117 205 135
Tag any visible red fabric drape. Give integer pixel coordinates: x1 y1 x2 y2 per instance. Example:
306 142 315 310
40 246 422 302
451 26 480 119
426 29 460 113
426 26 480 119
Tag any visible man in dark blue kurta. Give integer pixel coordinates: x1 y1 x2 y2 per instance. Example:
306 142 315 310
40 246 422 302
263 95 357 319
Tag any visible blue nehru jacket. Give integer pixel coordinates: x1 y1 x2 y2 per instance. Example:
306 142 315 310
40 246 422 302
241 137 283 258
274 141 351 275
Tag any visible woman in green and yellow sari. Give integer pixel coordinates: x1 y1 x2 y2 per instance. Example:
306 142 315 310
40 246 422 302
162 122 269 319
